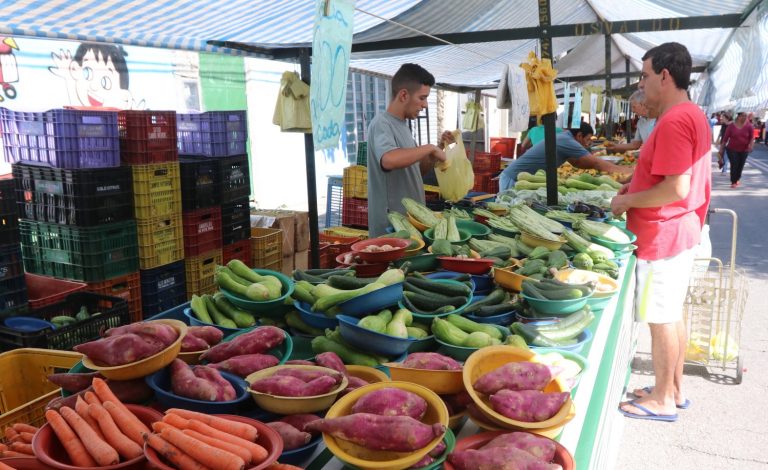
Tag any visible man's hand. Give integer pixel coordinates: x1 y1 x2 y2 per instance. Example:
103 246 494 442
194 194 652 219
617 183 630 195
611 194 631 217
430 145 447 162
604 141 615 149
439 130 455 149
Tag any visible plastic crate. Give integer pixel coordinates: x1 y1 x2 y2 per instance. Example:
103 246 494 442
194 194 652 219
473 172 500 194
471 152 502 173
0 218 20 245
0 243 23 281
0 292 129 351
312 242 333 269
131 162 182 220
222 238 251 265
318 233 358 268
0 349 82 432
0 274 27 313
25 273 86 310
489 137 516 157
85 272 142 322
177 111 248 157
137 214 184 270
20 220 139 283
184 249 222 298
325 175 343 229
118 110 178 165
218 155 250 203
356 142 367 166
0 177 17 215
260 258 282 274
180 157 219 210
342 197 368 228
182 206 222 257
221 200 249 246
342 165 367 199
251 227 282 268
323 226 368 239
12 164 134 226
140 261 187 319
0 107 119 168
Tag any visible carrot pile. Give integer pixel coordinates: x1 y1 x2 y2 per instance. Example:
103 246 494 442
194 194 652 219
1 422 38 458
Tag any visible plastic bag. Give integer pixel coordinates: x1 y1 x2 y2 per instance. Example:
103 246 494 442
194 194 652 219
520 51 558 116
272 71 312 133
435 130 475 202
462 101 484 132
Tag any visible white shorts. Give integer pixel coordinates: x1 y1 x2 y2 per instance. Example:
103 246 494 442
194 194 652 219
634 247 696 324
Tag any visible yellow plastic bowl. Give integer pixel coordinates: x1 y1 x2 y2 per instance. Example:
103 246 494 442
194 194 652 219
520 232 565 251
403 237 426 257
462 345 576 434
81 319 187 380
492 262 530 292
176 349 205 364
554 268 619 297
322 381 449 470
407 212 442 233
386 363 465 395
245 365 348 415
346 365 390 384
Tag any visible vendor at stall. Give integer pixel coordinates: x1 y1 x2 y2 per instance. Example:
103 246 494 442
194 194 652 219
498 123 633 192
366 63 452 236
605 90 656 153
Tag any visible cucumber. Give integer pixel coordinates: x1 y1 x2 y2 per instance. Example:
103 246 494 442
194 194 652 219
403 280 464 303
327 275 377 290
529 308 595 341
510 322 559 347
521 282 547 300
413 271 471 283
401 294 455 316
475 302 517 317
403 291 467 311
406 277 472 297
534 287 584 300
464 288 507 314
203 295 237 329
445 314 502 340
285 310 324 336
51 315 77 328
190 294 213 324
311 336 379 367
293 270 328 284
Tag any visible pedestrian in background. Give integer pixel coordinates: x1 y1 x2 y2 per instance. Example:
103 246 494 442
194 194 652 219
719 111 754 188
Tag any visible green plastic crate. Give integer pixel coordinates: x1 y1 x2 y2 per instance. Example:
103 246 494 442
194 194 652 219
356 142 367 166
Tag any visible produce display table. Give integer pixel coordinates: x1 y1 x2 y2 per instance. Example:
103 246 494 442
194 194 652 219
302 257 638 470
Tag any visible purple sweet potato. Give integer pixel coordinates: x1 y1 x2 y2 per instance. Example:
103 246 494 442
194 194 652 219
314 352 347 374
181 333 210 352
301 375 338 396
267 421 312 450
351 387 428 420
448 446 562 470
273 368 342 384
279 414 323 435
409 454 435 468
481 431 557 462
186 325 224 346
285 359 315 366
402 352 462 371
47 372 102 393
473 362 552 395
103 322 178 347
192 365 236 401
343 376 370 394
169 358 218 401
489 390 569 423
304 413 445 452
208 354 280 377
200 326 285 363
249 375 308 397
429 440 447 458
74 333 165 366
440 392 472 416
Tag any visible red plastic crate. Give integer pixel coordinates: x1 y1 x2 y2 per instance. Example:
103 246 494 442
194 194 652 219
473 172 499 194
182 206 222 257
25 273 87 310
341 197 368 228
471 152 502 173
489 137 516 157
319 233 357 267
85 272 142 322
118 111 178 165
222 239 252 265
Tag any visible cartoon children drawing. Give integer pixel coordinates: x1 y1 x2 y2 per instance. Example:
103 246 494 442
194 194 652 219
49 42 144 109
0 37 20 102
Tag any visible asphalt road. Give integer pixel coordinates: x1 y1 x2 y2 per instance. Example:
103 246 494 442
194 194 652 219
615 143 768 469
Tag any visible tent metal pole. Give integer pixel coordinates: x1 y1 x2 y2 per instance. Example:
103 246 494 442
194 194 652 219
299 48 320 269
538 0 558 206
625 57 632 139
604 34 613 139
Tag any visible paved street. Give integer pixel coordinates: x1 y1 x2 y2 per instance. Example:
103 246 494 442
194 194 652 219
616 143 768 469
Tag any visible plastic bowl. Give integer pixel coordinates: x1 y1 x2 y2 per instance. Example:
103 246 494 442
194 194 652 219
279 433 323 466
321 381 449 470
532 348 589 391
219 269 295 313
0 457 45 470
3 316 56 331
589 227 637 251
470 274 494 293
80 319 187 380
407 212 441 232
606 218 627 229
554 269 619 297
221 326 293 364
492 264 529 292
435 324 510 361
34 404 162 470
386 362 465 395
144 414 282 470
437 257 494 275
399 279 474 320
465 308 516 326
145 367 250 413
337 315 416 357
337 282 404 317
462 345 576 436
586 294 614 311
294 301 339 329
443 430 574 470
403 237 426 256
345 427 456 470
183 307 243 336
521 292 590 316
351 238 410 263
455 220 491 238
423 228 472 246
530 328 593 355
346 365 390 384
336 252 390 278
406 334 437 353
245 365 349 415
392 253 439 273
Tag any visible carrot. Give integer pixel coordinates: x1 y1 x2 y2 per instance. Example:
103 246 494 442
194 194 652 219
145 433 210 470
159 426 245 470
84 390 102 405
166 408 258 441
3 427 18 442
162 412 190 429
44 409 98 467
0 443 7 452
267 464 304 470
0 461 16 470
88 402 144 460
11 423 38 434
186 419 268 464
60 406 119 466
9 441 33 455
181 428 252 464
75 395 106 441
17 431 35 444
102 400 150 446
92 378 129 413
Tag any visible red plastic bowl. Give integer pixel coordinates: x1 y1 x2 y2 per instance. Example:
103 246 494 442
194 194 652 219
32 404 163 470
0 457 47 470
437 257 495 275
350 238 410 263
335 252 390 278
443 430 574 470
144 414 282 470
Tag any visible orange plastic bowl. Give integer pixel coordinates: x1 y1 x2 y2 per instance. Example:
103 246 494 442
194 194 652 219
33 404 163 470
351 238 410 263
0 457 47 470
443 430 574 470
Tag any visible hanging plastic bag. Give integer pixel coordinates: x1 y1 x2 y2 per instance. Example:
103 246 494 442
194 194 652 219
496 64 511 109
272 71 312 133
435 130 475 202
520 51 558 116
462 101 484 132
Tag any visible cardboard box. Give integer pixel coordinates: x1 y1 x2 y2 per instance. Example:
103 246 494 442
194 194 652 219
281 253 294 276
294 250 309 271
251 210 296 256
294 211 309 252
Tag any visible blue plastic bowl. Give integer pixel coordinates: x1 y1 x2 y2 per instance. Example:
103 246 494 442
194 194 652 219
521 292 590 316
470 274 493 293
145 367 250 413
279 433 323 465
337 282 403 317
4 316 55 331
222 326 293 364
407 334 437 353
336 314 416 357
183 308 244 336
294 301 339 329
530 328 593 355
399 279 474 320
219 268 295 313
424 271 476 291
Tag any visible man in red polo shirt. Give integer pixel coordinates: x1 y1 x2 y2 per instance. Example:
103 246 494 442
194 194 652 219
611 42 711 422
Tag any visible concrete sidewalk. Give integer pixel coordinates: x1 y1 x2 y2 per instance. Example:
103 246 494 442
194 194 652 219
615 144 768 469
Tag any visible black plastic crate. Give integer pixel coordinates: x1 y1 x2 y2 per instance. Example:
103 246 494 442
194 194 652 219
222 218 249 245
0 274 27 313
0 292 129 351
218 155 250 203
180 157 219 210
141 289 187 319
0 211 19 245
221 197 249 227
0 177 17 215
140 261 186 318
0 244 24 281
13 164 134 226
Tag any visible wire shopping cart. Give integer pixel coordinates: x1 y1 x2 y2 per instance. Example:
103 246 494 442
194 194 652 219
684 208 748 384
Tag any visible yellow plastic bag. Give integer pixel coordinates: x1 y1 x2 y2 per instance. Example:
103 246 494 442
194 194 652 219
272 71 312 133
462 101 484 132
435 130 475 202
520 51 558 116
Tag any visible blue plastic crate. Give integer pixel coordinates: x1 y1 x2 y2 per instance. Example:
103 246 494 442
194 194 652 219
145 300 190 322
140 261 187 318
0 108 119 168
176 111 248 157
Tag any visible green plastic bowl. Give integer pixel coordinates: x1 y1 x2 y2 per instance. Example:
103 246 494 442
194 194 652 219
521 292 590 316
435 324 510 361
392 253 439 272
455 220 491 238
589 227 637 251
585 293 615 311
606 218 627 229
220 268 295 313
423 228 472 246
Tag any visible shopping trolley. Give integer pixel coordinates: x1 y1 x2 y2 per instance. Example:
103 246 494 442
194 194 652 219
684 208 748 384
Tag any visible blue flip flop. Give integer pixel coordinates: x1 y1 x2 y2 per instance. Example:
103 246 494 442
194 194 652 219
619 400 678 422
632 386 692 410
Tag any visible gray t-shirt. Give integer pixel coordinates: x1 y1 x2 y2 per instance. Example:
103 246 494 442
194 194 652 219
499 131 590 191
366 112 426 236
634 117 656 144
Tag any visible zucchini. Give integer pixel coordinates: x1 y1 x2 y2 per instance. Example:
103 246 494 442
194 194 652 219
534 286 584 300
464 288 507 314
432 317 469 346
401 294 456 316
190 294 213 324
285 310 324 336
213 293 256 328
521 282 547 300
311 336 380 367
530 308 595 341
405 277 472 297
510 322 559 347
402 291 467 311
475 302 517 317
327 275 377 290
203 295 237 329
292 282 316 305
217 271 270 301
445 314 502 340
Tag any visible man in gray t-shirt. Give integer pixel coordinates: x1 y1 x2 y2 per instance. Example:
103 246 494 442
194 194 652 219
366 64 450 236
606 90 655 153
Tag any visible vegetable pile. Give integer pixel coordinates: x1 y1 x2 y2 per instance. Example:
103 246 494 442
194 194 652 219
448 431 564 470
249 366 343 398
74 321 179 367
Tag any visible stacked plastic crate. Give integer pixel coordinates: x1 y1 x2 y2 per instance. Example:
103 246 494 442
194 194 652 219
118 111 186 319
341 165 368 228
471 151 502 194
176 111 250 298
0 175 26 316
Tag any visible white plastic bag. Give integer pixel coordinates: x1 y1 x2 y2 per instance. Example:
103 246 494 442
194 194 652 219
435 130 475 202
